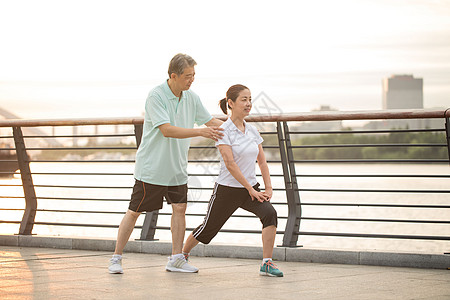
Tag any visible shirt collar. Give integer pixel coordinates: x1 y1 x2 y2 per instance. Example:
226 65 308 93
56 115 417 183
163 80 184 101
226 118 248 134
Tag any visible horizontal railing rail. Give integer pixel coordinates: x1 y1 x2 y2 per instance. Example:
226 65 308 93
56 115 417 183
0 108 449 251
0 108 448 127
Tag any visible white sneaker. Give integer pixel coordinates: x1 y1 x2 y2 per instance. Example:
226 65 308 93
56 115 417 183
109 256 123 274
165 256 199 273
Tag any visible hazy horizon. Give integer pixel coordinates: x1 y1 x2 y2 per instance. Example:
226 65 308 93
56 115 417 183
1 0 449 119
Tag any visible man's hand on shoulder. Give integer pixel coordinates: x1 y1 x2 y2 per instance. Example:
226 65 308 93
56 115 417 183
205 118 224 127
203 118 224 141
200 126 224 142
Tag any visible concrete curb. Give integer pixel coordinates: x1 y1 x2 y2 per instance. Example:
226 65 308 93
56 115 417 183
1 234 449 269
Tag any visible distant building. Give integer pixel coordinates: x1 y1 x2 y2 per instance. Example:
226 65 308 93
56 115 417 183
382 75 423 109
290 105 342 132
363 75 444 130
312 105 337 112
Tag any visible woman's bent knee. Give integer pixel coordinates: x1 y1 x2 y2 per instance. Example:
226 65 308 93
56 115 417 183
262 207 278 228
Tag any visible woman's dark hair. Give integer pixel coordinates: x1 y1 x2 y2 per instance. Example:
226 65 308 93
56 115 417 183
219 84 249 114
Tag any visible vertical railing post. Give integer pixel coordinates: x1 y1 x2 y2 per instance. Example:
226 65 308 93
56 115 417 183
12 127 37 235
445 109 450 165
133 124 159 241
134 123 143 147
277 122 301 247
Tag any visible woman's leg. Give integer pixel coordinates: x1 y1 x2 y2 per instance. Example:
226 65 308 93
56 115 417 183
183 233 200 254
262 225 276 258
190 184 240 245
241 200 278 258
242 200 283 276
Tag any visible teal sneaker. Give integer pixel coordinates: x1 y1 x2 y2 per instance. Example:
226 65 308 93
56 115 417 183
260 260 283 277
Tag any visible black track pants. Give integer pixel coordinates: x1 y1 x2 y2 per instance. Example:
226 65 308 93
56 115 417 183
192 182 278 244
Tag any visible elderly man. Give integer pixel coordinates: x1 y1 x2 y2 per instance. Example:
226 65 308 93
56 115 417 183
109 53 223 274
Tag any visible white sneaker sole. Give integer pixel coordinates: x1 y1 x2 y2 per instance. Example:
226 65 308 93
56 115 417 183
109 268 123 274
165 266 198 273
259 271 283 277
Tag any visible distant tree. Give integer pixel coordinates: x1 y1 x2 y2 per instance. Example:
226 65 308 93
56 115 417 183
291 131 447 160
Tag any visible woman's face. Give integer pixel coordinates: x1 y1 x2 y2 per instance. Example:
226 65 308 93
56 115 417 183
229 89 252 117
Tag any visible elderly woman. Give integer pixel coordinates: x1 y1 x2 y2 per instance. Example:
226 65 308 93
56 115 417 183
182 84 283 277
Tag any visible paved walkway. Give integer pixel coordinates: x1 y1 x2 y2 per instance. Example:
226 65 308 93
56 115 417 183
1 246 449 300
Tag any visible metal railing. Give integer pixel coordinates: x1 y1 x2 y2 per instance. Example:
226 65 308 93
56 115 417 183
0 109 449 249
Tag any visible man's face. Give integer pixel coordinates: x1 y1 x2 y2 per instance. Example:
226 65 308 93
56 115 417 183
173 66 195 91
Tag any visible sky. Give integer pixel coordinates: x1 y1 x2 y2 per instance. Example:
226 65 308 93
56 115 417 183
0 0 449 119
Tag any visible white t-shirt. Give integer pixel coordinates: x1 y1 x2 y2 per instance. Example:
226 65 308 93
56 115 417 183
215 118 264 187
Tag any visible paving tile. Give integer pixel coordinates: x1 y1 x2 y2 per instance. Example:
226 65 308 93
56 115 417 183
1 246 450 300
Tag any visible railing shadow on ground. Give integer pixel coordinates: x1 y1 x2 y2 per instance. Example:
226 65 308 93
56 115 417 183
0 109 449 253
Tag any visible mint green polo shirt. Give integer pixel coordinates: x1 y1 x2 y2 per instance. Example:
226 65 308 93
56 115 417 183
134 80 212 186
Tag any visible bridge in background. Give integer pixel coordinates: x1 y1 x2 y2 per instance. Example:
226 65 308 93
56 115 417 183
0 107 62 147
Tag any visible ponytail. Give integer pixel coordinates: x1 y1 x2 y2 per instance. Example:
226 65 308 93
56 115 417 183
219 98 228 114
218 84 249 115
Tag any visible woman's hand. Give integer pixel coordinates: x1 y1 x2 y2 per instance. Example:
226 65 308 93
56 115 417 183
263 187 273 201
249 188 269 203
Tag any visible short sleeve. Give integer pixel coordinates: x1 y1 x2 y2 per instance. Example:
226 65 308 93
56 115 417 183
147 92 170 129
215 128 231 147
194 97 213 126
256 133 264 145
252 126 264 144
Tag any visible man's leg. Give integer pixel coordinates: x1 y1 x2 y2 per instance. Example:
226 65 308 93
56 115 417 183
165 203 198 272
114 209 141 255
109 209 141 274
170 203 187 255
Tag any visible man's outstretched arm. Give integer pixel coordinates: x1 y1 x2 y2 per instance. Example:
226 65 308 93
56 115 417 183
158 123 223 141
205 118 224 127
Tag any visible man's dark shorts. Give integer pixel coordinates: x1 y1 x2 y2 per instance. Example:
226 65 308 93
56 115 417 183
128 179 188 213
